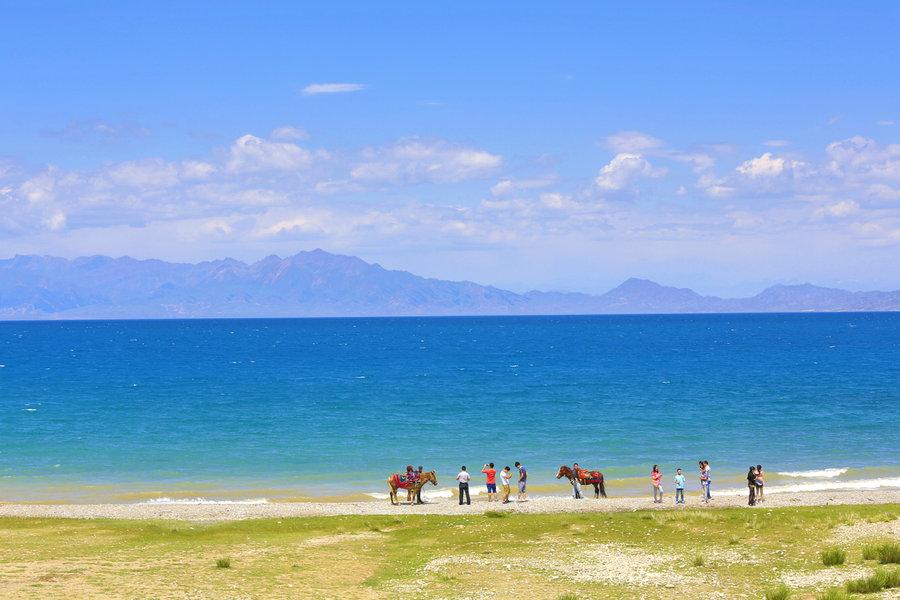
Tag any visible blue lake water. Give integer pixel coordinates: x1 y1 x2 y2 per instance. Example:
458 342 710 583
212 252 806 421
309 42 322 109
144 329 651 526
1 313 898 502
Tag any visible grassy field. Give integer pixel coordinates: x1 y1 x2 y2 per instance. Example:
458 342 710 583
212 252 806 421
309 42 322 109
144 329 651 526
0 504 897 599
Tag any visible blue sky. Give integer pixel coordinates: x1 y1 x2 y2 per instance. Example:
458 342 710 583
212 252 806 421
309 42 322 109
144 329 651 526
1 2 899 295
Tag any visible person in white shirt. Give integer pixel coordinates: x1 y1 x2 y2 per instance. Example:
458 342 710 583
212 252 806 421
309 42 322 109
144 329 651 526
456 466 471 505
499 466 512 503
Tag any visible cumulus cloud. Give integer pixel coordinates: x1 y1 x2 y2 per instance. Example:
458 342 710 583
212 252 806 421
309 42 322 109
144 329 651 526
227 134 313 172
595 153 666 191
351 139 502 184
301 83 366 96
735 153 805 178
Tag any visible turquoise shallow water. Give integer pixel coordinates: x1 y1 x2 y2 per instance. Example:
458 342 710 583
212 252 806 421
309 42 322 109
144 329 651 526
0 313 898 502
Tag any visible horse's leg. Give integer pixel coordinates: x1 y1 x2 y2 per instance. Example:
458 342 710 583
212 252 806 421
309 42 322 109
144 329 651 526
599 479 607 498
593 483 599 499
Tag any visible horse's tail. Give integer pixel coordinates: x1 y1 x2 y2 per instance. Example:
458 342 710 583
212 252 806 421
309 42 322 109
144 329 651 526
598 476 607 498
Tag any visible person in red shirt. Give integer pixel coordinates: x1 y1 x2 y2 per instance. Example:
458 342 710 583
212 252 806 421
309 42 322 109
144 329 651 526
482 463 497 502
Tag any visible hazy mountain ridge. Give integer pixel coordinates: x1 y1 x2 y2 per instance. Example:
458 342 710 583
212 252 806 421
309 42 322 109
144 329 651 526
1 250 898 319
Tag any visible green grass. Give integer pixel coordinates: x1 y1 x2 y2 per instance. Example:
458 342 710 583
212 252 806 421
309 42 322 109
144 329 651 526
215 557 231 569
820 546 847 566
816 588 850 600
0 503 897 599
764 584 791 600
556 594 579 600
691 554 705 567
862 542 900 564
845 567 900 594
483 510 507 518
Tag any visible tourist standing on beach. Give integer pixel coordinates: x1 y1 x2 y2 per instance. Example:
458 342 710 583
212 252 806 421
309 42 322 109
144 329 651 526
747 466 757 506
515 462 527 501
482 463 497 502
457 466 471 505
651 465 663 503
674 468 686 505
755 464 765 503
571 462 583 499
699 460 711 503
500 466 512 503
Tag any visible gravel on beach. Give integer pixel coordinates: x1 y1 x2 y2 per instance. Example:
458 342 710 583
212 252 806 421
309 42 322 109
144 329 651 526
0 489 896 522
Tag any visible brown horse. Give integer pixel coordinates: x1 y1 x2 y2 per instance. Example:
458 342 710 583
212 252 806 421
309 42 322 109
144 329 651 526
387 470 437 505
556 465 607 498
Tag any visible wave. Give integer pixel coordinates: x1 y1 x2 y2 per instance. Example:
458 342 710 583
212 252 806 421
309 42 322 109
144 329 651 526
777 468 848 478
138 497 270 505
365 487 485 501
715 477 900 496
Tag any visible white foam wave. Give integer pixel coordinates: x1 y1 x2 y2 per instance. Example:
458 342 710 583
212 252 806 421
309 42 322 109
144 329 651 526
778 468 848 478
138 497 269 505
715 477 900 496
366 486 485 501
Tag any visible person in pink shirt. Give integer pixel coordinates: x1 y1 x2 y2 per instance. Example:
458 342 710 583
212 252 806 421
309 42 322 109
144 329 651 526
651 464 663 503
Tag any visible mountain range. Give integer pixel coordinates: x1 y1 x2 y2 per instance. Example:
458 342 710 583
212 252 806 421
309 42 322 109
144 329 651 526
1 249 898 319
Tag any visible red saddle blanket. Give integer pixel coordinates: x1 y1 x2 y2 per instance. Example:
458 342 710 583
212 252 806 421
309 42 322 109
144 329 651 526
576 469 603 484
392 474 417 489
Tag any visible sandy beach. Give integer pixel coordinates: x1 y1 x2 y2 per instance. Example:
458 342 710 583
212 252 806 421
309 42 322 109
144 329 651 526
1 488 897 522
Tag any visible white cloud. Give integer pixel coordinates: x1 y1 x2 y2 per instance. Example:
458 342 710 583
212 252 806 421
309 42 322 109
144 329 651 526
877 120 895 127
270 126 310 141
736 153 792 178
816 200 860 218
301 83 366 96
595 153 666 191
764 140 790 147
227 134 313 172
351 139 502 184
826 136 900 181
490 177 556 196
44 210 66 231
603 131 664 153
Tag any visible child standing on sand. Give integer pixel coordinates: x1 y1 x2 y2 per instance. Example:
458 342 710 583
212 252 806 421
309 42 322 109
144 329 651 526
674 468 685 505
651 465 663 503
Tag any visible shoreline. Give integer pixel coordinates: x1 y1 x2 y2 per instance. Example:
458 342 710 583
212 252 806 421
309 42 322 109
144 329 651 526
1 488 897 522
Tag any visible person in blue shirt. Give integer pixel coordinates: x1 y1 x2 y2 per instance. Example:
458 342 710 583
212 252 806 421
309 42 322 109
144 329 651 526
674 468 686 505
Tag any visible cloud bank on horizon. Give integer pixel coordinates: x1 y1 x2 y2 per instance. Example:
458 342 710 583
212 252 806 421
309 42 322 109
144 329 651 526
1 3 898 295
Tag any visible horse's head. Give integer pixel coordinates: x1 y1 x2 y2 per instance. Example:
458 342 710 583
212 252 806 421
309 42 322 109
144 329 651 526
429 470 438 486
555 465 570 479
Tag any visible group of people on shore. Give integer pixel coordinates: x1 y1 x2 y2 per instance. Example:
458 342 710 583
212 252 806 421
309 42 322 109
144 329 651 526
648 461 765 506
649 461 714 506
405 463 529 505
406 460 767 507
454 463 529 505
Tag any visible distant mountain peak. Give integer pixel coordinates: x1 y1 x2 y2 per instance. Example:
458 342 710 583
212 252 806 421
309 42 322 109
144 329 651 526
0 250 897 319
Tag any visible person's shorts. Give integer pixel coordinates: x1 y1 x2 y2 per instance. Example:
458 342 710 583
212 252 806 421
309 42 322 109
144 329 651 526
486 483 497 493
518 481 527 493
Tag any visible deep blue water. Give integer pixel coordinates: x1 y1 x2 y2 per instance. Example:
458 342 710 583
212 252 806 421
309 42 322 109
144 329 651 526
1 313 898 501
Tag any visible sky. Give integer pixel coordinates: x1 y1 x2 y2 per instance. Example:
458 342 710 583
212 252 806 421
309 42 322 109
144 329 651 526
1 2 899 296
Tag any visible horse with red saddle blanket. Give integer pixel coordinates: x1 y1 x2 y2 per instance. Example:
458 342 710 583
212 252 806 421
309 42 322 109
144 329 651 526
556 465 607 498
386 470 437 505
